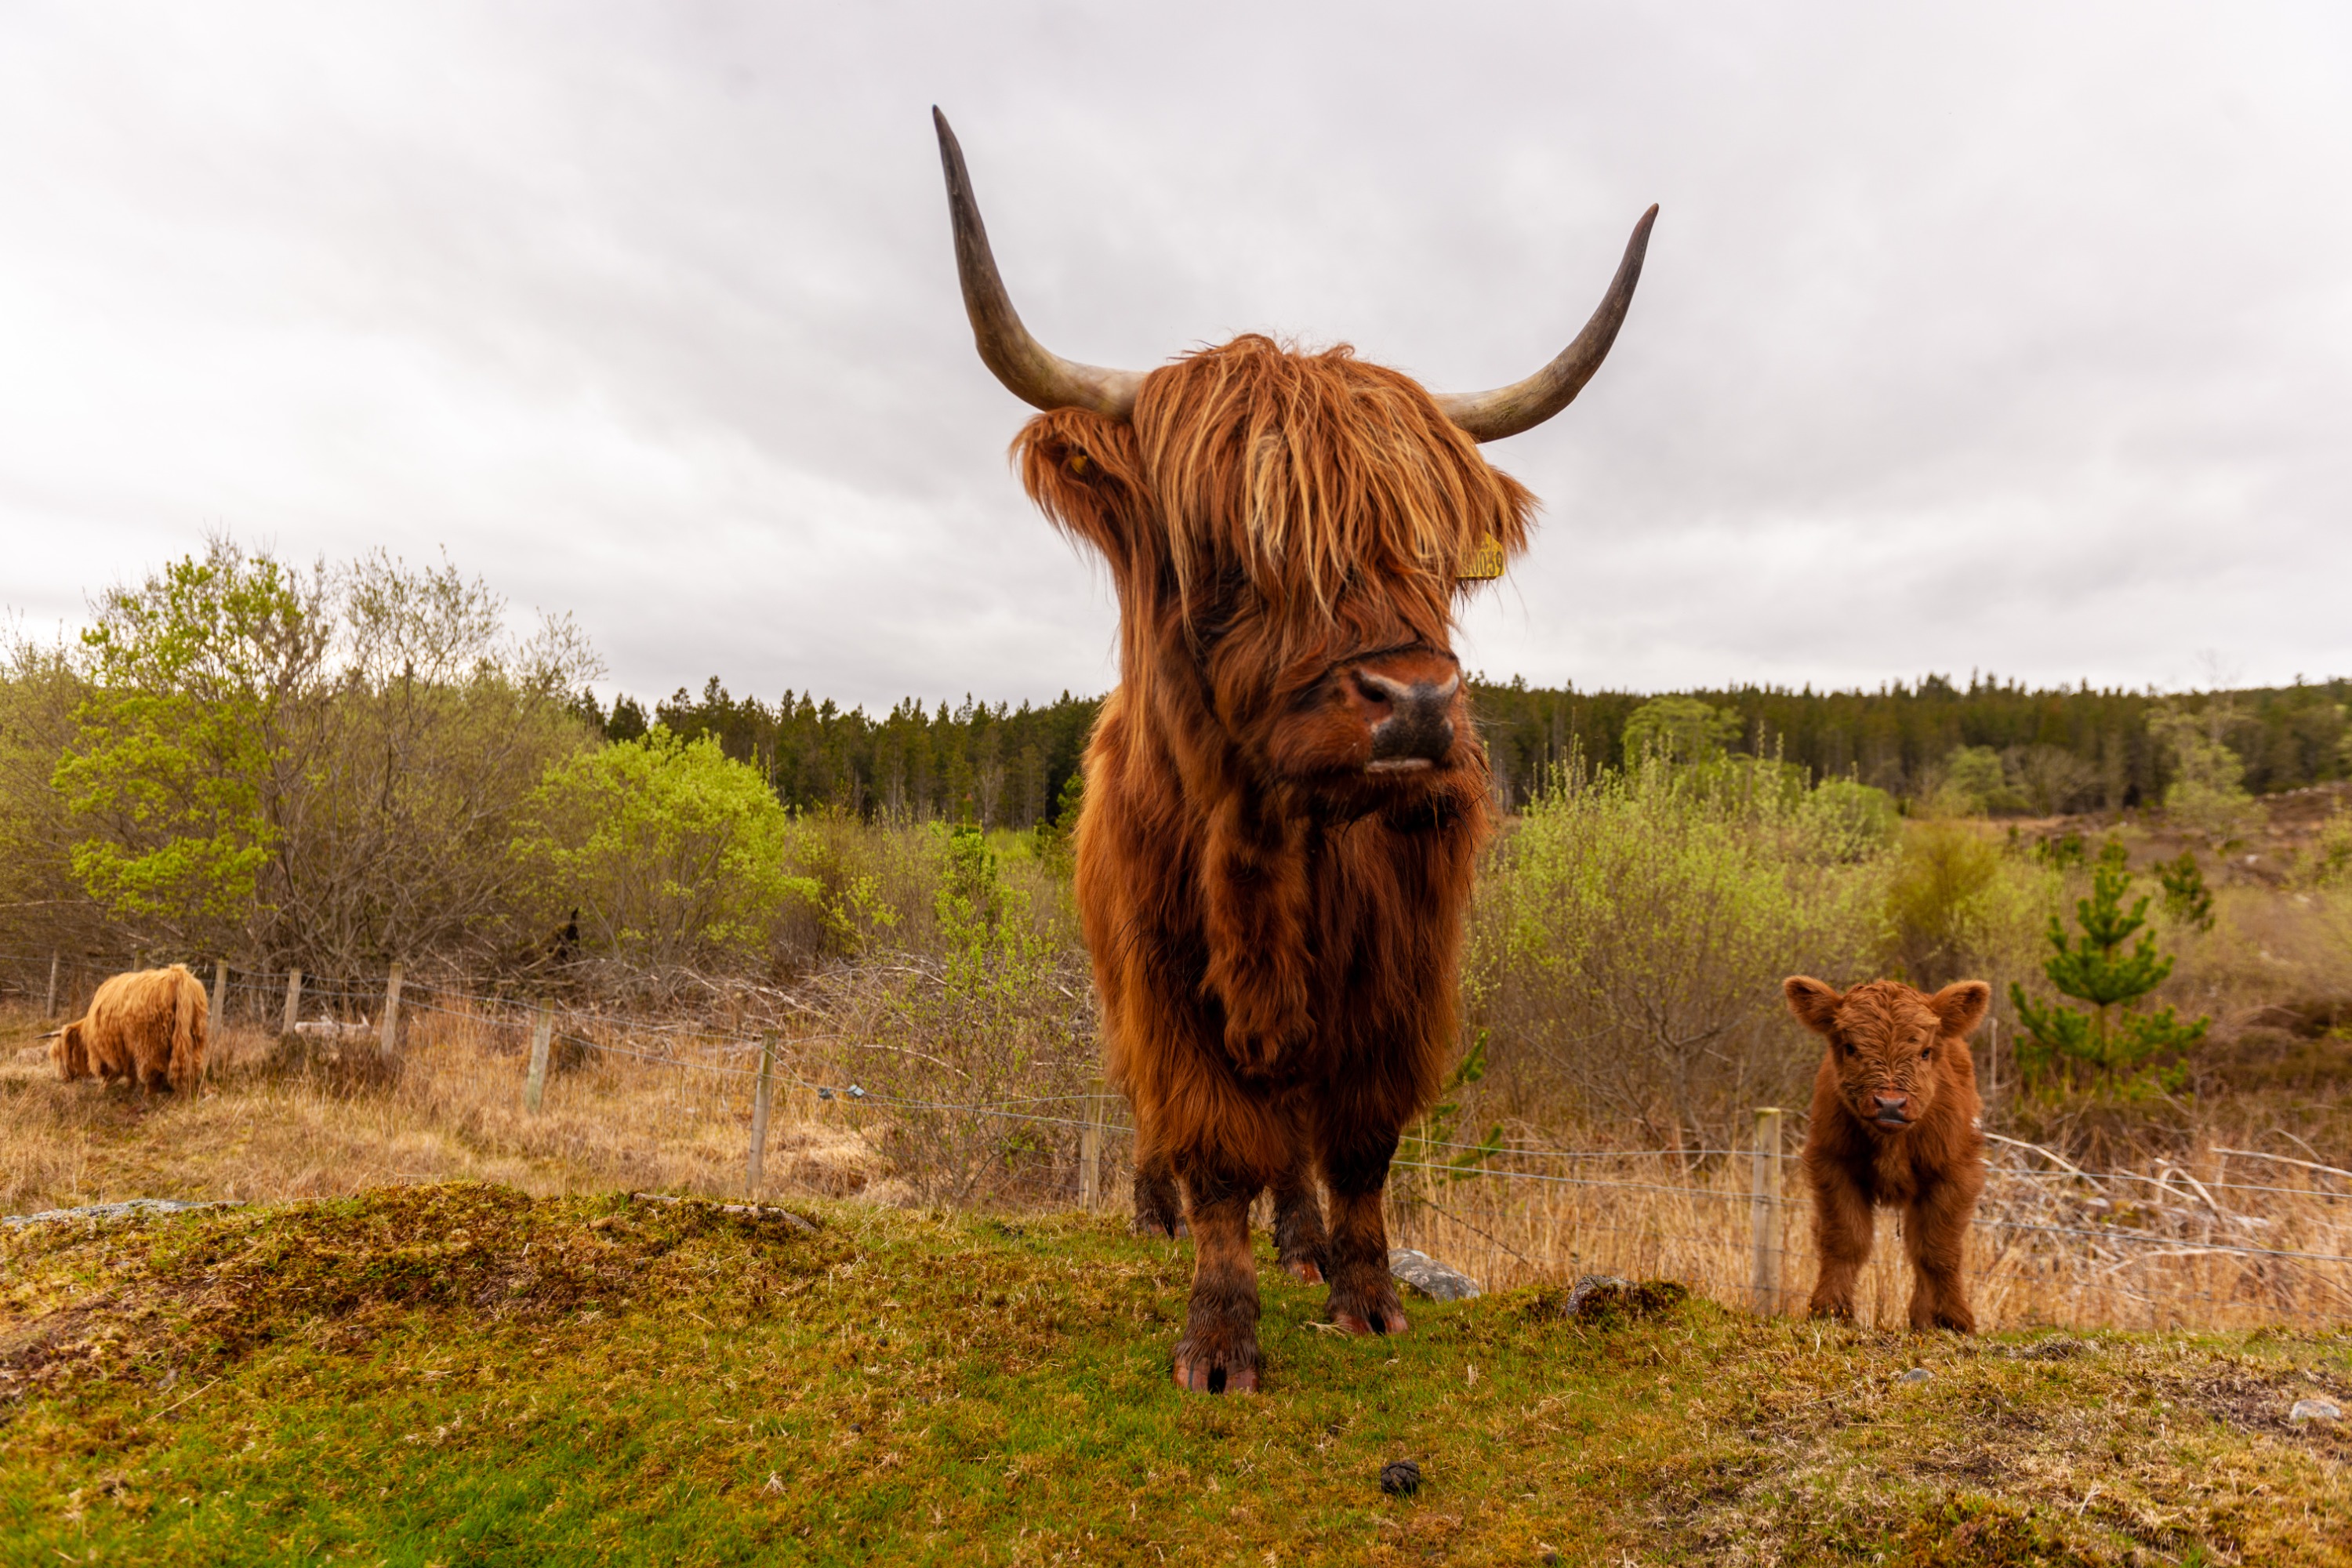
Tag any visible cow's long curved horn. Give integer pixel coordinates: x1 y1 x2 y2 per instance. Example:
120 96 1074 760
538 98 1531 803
1434 205 1659 443
935 108 1144 420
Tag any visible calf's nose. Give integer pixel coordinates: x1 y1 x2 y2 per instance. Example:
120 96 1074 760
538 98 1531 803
1872 1094 1910 1120
1356 670 1457 765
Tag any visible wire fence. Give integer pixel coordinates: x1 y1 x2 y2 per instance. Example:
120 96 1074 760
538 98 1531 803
5 948 2348 1332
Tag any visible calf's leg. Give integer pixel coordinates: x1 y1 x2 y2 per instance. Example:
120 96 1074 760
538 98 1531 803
1806 1158 1875 1322
1323 1127 1408 1338
1903 1178 1978 1333
1172 1160 1261 1393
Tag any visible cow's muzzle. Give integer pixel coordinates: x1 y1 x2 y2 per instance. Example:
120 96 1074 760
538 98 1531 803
1354 670 1458 771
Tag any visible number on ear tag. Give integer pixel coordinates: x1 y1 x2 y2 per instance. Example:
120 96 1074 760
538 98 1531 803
1458 535 1506 581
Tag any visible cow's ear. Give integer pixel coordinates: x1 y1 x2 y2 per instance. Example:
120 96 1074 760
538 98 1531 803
1783 976 1842 1036
1929 979 1991 1037
1014 410 1146 568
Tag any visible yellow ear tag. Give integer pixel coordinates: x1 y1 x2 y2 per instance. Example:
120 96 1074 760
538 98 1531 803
1066 452 1091 477
1458 535 1506 581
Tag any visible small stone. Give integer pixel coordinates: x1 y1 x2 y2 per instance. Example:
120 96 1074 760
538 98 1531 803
1388 1248 1481 1301
1896 1367 1933 1385
2289 1398 2341 1424
1379 1458 1421 1497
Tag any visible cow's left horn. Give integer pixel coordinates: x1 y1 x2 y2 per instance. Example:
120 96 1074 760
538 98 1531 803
1434 205 1658 443
935 108 1144 420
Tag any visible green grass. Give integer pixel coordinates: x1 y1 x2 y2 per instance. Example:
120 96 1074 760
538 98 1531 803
3 1186 2347 1566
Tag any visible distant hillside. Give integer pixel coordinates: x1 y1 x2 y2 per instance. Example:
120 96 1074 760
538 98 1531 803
593 673 2351 820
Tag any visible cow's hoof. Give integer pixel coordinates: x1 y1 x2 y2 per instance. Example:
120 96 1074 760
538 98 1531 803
1171 1352 1259 1395
1283 1258 1324 1285
1171 1324 1259 1395
1133 1214 1189 1240
1330 1280 1410 1337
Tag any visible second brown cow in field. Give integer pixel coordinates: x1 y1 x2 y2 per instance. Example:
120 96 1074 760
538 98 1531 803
1782 975 1988 1332
53 964 210 1095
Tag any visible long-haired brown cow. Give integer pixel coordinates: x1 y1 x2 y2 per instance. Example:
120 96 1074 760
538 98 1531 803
934 111 1655 1392
53 964 210 1095
1782 976 1989 1332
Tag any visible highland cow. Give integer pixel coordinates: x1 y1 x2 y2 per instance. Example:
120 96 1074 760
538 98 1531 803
1782 976 1989 1332
53 964 210 1096
933 110 1655 1392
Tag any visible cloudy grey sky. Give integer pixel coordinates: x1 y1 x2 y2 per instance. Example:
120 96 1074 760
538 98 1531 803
4 2 2347 711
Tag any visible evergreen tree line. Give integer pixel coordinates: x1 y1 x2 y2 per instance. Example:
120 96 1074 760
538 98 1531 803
584 670 2351 821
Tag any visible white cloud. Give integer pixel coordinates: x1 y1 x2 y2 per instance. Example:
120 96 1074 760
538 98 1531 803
4 1 2347 708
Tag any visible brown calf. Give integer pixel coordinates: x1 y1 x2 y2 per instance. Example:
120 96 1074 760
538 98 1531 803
1782 976 1988 1332
53 964 210 1095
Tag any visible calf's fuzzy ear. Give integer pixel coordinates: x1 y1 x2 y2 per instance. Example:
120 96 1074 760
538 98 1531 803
1783 975 1842 1035
1929 979 1991 1037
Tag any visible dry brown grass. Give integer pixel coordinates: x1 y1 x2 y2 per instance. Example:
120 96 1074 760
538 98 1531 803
10 978 2350 1339
1383 1143 2352 1334
0 1000 887 1216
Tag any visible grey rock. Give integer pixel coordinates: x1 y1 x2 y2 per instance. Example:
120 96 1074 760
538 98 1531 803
1388 1247 1482 1301
3 1197 241 1229
2289 1398 2342 1424
1896 1367 1934 1385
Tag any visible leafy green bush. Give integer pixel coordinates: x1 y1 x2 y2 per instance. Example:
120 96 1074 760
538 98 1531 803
1468 751 1888 1142
1620 696 1741 768
514 728 817 969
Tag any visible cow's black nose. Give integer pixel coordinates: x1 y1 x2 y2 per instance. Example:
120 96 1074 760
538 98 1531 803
1359 672 1457 765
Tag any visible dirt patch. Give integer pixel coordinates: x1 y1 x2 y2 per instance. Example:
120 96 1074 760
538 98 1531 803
1521 1275 1690 1327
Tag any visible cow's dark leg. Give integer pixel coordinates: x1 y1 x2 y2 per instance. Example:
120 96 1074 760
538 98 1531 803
1171 1160 1261 1394
1323 1126 1408 1338
1132 1145 1187 1239
1270 1150 1327 1284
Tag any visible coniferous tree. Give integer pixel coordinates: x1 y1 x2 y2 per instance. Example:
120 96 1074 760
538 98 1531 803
2009 840 2207 1089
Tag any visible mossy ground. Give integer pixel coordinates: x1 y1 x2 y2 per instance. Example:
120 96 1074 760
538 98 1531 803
2 1186 2347 1566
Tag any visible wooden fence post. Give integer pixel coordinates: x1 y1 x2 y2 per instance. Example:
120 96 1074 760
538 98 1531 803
377 963 405 1060
1079 1087 1104 1209
746 1035 775 1200
524 1006 554 1114
211 960 229 1029
1750 1106 1784 1315
281 967 303 1036
44 952 58 1018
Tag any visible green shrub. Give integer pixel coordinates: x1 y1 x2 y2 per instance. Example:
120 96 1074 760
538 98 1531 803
513 728 817 969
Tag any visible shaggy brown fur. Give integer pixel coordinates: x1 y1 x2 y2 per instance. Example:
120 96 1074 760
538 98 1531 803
1783 976 1989 1332
53 964 209 1095
1015 336 1536 1392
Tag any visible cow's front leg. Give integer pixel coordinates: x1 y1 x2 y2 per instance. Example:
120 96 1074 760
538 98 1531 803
1270 1151 1328 1284
1323 1129 1408 1338
1172 1163 1261 1394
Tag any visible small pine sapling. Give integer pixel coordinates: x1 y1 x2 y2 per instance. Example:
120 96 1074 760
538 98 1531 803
2156 849 2216 932
2009 839 2208 1091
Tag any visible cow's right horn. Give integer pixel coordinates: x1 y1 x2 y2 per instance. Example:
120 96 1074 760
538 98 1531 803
935 108 1145 421
1433 205 1658 443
